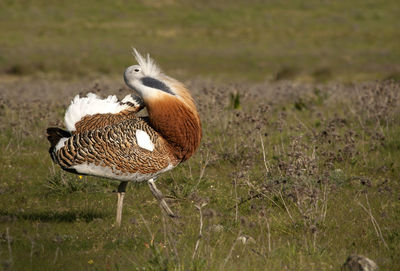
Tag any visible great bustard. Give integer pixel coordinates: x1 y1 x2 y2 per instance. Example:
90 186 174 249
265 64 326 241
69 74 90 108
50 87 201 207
46 49 202 226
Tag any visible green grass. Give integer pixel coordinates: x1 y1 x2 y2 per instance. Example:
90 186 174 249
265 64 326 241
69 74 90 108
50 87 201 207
0 0 399 81
0 1 400 269
0 79 399 270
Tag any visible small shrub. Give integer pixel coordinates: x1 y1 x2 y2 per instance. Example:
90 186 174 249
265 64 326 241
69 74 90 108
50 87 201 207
312 67 332 82
229 92 241 110
275 66 299 81
45 168 89 194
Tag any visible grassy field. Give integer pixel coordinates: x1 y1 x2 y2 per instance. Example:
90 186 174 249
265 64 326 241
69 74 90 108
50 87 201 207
1 0 400 270
0 0 399 81
0 77 399 270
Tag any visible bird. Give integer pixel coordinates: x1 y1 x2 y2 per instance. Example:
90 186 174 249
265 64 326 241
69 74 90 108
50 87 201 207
46 49 202 226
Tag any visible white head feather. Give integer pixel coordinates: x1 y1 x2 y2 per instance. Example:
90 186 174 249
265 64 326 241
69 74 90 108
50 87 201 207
132 48 162 77
125 48 179 99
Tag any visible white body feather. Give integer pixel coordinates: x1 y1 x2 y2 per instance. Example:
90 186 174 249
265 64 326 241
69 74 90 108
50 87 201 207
64 93 132 132
72 163 174 182
136 130 154 151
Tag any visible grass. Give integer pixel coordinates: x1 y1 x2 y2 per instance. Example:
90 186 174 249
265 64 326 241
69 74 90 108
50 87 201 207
0 0 399 81
0 1 399 269
0 78 399 270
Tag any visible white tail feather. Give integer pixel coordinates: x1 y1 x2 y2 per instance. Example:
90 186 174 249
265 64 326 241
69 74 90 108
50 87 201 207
64 93 130 132
55 137 69 151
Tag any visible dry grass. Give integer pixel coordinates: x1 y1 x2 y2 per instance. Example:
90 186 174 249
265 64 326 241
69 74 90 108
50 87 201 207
0 77 399 270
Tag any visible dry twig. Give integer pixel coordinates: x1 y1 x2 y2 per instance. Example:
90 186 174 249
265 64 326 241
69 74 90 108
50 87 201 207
192 202 207 259
356 194 388 249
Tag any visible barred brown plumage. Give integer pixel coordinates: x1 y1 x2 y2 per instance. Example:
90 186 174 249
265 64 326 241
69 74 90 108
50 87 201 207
46 49 202 226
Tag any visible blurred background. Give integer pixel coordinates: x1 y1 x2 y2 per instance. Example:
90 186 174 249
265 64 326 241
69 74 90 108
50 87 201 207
1 0 399 82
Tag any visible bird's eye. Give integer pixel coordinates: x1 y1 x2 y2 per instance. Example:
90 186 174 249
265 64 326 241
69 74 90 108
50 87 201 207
134 68 140 72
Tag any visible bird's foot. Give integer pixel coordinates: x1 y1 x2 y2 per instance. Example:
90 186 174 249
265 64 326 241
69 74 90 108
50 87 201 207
148 179 177 218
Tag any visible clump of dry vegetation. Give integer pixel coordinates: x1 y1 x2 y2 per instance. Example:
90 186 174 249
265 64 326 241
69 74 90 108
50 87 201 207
0 78 399 270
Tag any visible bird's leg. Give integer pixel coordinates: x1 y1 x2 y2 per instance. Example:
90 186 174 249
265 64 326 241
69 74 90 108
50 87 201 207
148 178 176 218
116 181 128 227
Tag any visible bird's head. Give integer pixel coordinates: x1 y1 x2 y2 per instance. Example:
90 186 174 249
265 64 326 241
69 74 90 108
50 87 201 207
124 48 201 161
124 49 177 100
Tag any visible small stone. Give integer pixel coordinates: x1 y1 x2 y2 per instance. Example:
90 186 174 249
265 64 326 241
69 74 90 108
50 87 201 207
342 254 378 271
237 235 256 245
